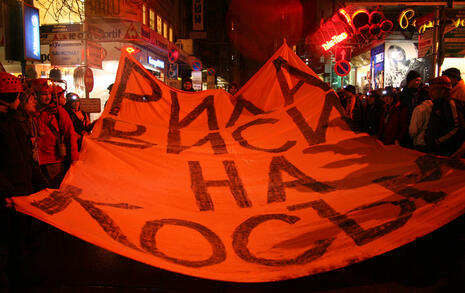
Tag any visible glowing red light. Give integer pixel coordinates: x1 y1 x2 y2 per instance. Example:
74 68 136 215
338 8 352 26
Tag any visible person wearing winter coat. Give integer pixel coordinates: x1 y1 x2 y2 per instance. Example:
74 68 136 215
409 97 433 153
378 88 409 145
35 84 79 188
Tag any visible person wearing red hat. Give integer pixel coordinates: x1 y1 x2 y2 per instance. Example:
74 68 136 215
0 72 47 198
35 83 79 188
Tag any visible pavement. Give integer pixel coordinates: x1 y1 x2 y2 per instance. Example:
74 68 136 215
2 212 465 293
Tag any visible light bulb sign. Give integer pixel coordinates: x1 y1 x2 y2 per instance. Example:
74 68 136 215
23 4 40 61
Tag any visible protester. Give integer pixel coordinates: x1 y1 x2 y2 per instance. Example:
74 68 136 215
442 68 465 152
442 67 465 102
424 76 461 156
65 92 92 150
16 88 41 164
362 90 383 135
228 82 239 96
343 85 357 119
0 73 47 198
51 85 66 106
0 72 48 293
378 87 409 145
36 84 79 188
409 85 433 153
182 79 196 92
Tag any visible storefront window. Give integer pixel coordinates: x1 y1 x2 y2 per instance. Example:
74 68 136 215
157 15 162 35
150 9 155 30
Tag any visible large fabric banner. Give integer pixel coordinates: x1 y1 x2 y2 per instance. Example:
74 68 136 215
12 44 465 282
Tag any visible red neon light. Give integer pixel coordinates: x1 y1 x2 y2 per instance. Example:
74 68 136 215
321 32 348 51
338 8 352 26
352 9 369 20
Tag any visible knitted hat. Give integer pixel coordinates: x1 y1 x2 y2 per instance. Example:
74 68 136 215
406 71 421 84
442 68 461 80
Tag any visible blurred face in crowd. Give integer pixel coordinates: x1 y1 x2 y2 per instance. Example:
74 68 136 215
229 84 238 95
428 77 452 100
383 94 394 105
71 100 80 111
183 81 193 90
408 77 422 89
39 90 52 106
367 95 376 105
58 93 66 106
25 94 37 114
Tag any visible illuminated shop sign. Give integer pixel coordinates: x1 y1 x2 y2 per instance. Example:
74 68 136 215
321 32 348 51
24 4 40 61
148 56 165 69
399 8 465 34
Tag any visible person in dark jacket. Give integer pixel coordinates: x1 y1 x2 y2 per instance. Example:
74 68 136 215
182 79 196 92
362 90 384 135
64 92 92 150
0 73 47 199
378 87 409 145
424 76 461 156
0 72 48 290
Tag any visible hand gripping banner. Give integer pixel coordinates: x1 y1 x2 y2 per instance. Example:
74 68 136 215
11 43 465 282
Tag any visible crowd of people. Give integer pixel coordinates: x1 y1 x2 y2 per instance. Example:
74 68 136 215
1 67 465 289
0 73 96 289
338 68 465 159
1 74 93 198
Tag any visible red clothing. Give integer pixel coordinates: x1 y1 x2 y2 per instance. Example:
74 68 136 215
378 103 409 145
35 105 79 165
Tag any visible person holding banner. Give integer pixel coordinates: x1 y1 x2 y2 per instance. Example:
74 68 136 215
35 84 79 188
182 79 196 92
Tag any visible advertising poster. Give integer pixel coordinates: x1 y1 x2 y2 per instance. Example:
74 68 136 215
369 44 385 90
23 4 40 61
384 41 431 88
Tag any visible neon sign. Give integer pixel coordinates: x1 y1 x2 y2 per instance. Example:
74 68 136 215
398 8 416 30
398 8 465 34
321 32 348 51
338 8 352 26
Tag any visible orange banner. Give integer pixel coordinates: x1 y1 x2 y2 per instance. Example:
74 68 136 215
11 43 465 282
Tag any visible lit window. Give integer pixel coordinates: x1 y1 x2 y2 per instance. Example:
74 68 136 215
169 27 173 42
157 15 162 34
142 4 147 25
149 9 155 30
163 21 168 39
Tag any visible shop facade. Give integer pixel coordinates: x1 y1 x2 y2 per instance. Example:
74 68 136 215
308 3 465 93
